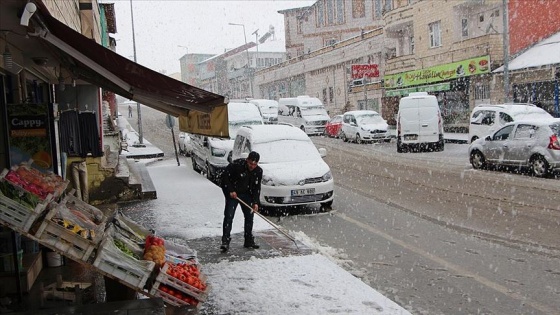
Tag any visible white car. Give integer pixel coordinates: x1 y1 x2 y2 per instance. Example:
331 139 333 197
469 118 560 177
340 110 390 143
231 124 334 213
178 132 193 157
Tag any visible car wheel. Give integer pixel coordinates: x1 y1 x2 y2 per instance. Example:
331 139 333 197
341 132 348 142
470 150 486 169
356 133 362 144
530 155 549 177
397 138 403 153
384 138 391 143
192 157 201 173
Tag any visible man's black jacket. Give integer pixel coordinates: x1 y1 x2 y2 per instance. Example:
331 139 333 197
221 158 263 206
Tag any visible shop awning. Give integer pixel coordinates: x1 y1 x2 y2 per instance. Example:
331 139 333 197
494 31 560 72
31 6 229 137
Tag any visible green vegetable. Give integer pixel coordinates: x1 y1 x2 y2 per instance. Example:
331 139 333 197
113 239 139 259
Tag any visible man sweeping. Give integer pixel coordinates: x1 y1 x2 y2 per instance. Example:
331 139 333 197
220 151 263 252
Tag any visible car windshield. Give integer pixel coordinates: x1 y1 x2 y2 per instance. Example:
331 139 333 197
261 106 278 114
253 139 321 163
300 106 328 116
229 120 263 138
356 114 383 124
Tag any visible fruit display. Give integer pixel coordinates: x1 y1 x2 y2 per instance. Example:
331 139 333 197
113 239 140 259
50 195 106 240
157 283 199 307
164 261 207 292
2 163 67 200
143 235 166 268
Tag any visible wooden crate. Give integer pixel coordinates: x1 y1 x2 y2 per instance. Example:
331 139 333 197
34 198 106 263
149 286 201 312
92 237 155 290
0 188 51 233
151 263 209 302
0 251 43 294
41 274 92 302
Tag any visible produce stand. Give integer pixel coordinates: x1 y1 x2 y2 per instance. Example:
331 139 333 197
0 162 211 311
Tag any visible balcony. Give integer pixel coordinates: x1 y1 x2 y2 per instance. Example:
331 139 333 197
385 54 417 74
384 5 414 35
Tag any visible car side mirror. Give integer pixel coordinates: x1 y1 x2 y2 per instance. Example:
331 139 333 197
203 137 208 146
227 154 232 163
485 135 492 141
318 148 327 158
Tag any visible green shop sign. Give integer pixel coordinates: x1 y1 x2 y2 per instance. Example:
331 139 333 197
385 82 451 97
384 55 490 89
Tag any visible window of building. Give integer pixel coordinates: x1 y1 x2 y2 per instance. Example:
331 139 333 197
384 0 393 13
316 0 324 27
297 18 303 34
325 38 337 46
474 84 490 100
409 36 415 54
429 21 441 48
323 88 328 104
316 0 345 26
336 0 345 24
461 18 469 37
352 0 365 18
329 87 334 103
374 0 382 18
296 48 304 56
479 14 484 22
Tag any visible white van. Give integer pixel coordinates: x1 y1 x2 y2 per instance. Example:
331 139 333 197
191 102 264 183
231 124 334 213
278 96 331 135
396 92 444 152
249 99 278 124
468 104 553 143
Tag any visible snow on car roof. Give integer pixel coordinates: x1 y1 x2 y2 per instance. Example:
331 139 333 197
344 110 380 116
241 124 310 144
228 102 263 122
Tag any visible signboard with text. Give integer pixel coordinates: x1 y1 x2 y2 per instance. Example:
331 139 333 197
351 64 380 79
384 55 490 89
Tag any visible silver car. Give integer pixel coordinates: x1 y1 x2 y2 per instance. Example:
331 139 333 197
469 118 560 177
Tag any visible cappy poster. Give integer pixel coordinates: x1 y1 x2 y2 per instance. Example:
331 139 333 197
7 104 54 172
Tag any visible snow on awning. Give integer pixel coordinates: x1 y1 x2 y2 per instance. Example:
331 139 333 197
494 31 560 72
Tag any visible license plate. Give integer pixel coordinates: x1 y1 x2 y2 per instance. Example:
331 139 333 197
291 188 315 196
404 135 418 140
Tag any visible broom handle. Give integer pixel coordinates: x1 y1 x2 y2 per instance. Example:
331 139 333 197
235 197 298 245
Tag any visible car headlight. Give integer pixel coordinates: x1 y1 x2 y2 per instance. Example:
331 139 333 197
262 175 275 186
211 147 226 157
322 171 332 182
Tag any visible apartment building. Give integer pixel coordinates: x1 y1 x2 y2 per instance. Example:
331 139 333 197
253 0 559 129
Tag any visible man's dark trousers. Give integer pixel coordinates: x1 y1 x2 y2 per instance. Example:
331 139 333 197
222 191 254 244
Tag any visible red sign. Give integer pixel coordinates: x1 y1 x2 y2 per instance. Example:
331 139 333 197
351 64 379 79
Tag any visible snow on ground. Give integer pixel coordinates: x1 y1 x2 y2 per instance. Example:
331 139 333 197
121 118 412 315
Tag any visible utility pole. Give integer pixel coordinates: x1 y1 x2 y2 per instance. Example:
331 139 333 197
502 0 510 102
229 22 253 97
130 0 143 145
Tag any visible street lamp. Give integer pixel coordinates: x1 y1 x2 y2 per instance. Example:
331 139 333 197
228 22 253 97
129 0 144 145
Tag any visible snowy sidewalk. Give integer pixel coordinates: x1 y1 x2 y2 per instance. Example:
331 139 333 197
121 158 411 314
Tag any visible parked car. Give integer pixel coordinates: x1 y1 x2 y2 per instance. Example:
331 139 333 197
178 132 193 157
340 110 390 143
324 115 343 138
231 124 334 213
278 96 330 135
191 102 264 183
469 118 560 177
249 99 279 124
468 103 554 144
396 92 444 152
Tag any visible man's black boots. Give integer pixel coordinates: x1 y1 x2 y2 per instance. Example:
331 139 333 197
220 238 230 252
244 237 260 249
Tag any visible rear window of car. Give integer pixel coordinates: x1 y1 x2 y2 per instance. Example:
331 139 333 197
514 124 538 139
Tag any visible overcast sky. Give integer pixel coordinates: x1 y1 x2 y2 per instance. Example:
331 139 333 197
103 0 316 74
